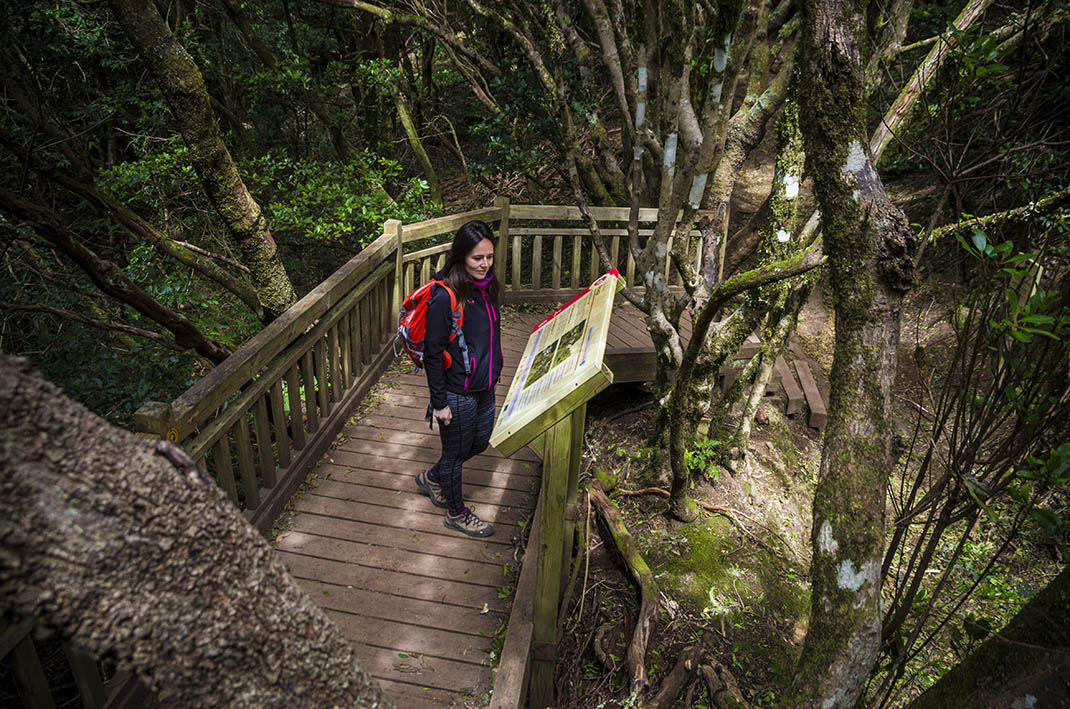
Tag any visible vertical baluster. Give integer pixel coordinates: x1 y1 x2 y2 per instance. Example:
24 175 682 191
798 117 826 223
571 235 581 289
589 242 598 283
381 276 392 345
328 325 341 402
349 307 364 377
552 235 562 291
301 350 319 432
664 235 673 283
610 236 620 273
532 234 543 291
285 364 306 451
405 262 414 294
315 338 330 416
253 396 276 488
213 435 239 505
626 247 636 287
234 417 260 508
420 258 430 287
271 380 292 468
512 234 522 289
339 310 352 390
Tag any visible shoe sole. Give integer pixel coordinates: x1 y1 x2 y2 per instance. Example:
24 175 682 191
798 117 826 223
444 517 494 538
415 474 448 508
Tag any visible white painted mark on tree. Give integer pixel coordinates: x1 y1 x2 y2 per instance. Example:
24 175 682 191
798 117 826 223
838 559 867 591
688 173 708 208
655 241 667 258
776 229 791 243
638 66 648 91
664 133 678 169
711 82 723 105
713 48 727 73
636 101 646 129
783 174 800 199
818 519 838 555
634 146 644 161
1012 695 1038 709
843 140 866 175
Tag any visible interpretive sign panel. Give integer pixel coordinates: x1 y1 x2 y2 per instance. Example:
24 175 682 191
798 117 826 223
491 269 625 456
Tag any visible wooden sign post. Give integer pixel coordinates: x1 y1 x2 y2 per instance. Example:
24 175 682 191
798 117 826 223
490 270 625 709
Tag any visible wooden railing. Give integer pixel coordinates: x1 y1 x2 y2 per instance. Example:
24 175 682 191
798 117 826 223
26 200 701 708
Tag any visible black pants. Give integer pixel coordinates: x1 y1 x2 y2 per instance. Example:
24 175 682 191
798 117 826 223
428 389 495 516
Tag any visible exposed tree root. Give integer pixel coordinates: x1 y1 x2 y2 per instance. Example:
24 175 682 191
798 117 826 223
589 484 658 693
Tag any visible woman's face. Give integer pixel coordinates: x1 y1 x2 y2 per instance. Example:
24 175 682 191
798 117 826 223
465 238 495 280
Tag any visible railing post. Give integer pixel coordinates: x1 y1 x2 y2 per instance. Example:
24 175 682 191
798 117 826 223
132 401 176 442
494 196 510 289
386 219 404 314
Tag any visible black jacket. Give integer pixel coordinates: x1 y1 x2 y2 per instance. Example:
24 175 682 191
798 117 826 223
424 272 503 410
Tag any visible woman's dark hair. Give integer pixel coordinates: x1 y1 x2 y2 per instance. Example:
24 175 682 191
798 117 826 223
441 220 501 302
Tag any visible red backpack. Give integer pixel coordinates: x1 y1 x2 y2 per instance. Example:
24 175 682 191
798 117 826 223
396 279 471 374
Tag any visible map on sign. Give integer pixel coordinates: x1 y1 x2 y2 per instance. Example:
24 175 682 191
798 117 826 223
491 269 624 455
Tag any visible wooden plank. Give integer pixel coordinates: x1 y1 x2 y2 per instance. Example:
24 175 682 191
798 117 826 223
253 395 276 488
278 550 509 611
278 532 505 588
212 436 239 504
8 633 56 709
234 419 260 509
339 309 352 391
63 642 106 709
489 496 541 709
0 616 35 659
610 235 620 271
775 356 805 416
551 235 562 291
294 577 504 636
315 338 330 417
349 307 364 377
794 359 827 431
329 325 341 403
570 235 581 289
402 242 451 264
400 206 501 242
510 204 714 222
290 509 514 564
530 415 571 709
532 234 543 291
301 351 319 433
270 381 291 469
512 234 522 289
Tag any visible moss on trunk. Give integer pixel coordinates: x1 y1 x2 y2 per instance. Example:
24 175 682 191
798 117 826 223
107 0 297 323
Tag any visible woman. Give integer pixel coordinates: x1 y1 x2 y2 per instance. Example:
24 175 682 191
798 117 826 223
416 220 503 537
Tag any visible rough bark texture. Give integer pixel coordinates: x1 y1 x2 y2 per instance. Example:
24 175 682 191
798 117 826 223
0 355 390 708
907 564 1070 709
790 0 918 705
107 0 297 322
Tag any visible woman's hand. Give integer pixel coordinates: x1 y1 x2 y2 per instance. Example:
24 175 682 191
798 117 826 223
433 406 452 427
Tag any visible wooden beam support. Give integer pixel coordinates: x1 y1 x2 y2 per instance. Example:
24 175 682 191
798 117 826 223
529 414 572 709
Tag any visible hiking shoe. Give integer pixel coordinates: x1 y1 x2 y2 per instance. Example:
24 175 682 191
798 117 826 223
445 507 494 538
415 471 447 508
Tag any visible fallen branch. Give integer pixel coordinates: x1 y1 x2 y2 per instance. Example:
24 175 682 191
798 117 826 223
616 486 801 561
589 484 658 694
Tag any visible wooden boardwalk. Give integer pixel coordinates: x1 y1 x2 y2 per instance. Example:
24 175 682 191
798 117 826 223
272 303 660 706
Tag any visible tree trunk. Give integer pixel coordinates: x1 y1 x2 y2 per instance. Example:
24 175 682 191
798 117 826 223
107 0 297 323
790 0 918 705
0 354 390 708
907 564 1070 709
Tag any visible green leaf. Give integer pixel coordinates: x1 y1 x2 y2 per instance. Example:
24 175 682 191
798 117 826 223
971 228 987 253
1031 508 1062 534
